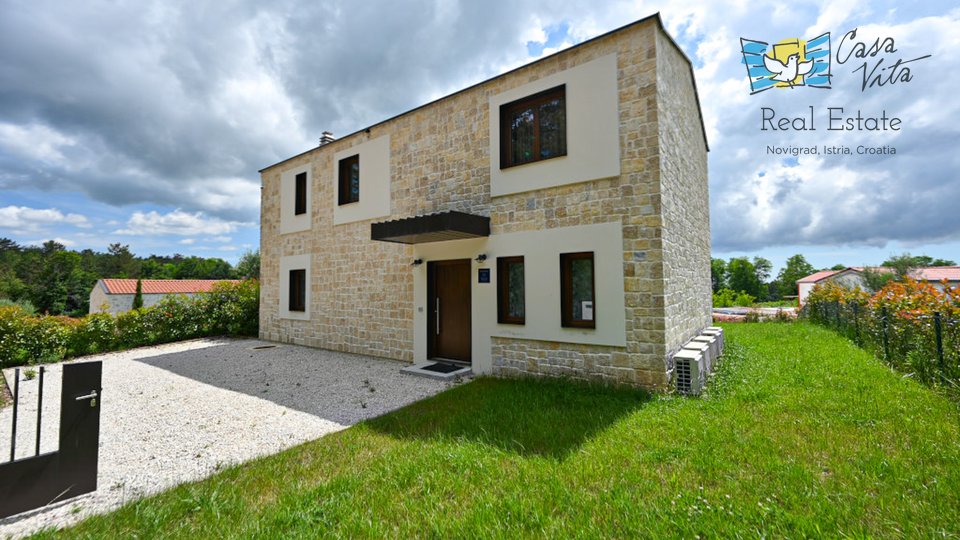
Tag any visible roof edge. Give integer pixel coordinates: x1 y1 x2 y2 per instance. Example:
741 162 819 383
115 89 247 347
651 14 710 152
260 12 669 173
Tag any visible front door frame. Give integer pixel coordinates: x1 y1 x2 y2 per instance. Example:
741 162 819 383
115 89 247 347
427 258 472 364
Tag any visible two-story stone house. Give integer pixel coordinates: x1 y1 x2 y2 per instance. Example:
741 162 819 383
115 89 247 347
259 13 711 388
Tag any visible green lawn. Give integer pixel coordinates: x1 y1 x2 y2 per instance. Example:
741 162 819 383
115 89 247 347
755 299 798 308
35 323 960 538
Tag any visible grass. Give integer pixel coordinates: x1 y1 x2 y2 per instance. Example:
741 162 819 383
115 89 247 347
33 323 960 538
755 299 799 308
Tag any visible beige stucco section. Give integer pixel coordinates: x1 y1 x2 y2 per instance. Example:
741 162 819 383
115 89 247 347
258 16 710 389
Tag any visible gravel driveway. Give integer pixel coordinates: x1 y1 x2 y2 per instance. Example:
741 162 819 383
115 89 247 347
0 338 459 538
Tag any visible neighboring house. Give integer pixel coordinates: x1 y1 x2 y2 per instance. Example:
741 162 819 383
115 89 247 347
797 269 868 306
89 279 238 315
797 266 960 304
258 13 711 389
912 267 960 292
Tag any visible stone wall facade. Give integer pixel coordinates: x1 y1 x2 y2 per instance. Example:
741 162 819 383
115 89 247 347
259 14 710 389
655 29 714 366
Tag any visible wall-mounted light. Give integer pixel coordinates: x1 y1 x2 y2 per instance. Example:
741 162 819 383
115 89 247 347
475 254 487 263
411 258 423 267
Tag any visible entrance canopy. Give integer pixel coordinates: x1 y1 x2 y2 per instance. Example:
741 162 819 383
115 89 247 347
371 211 490 244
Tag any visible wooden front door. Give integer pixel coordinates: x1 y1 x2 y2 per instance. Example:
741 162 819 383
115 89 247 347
428 259 471 363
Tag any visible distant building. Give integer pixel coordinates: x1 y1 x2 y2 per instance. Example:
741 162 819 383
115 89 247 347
911 267 960 292
89 279 239 315
797 268 868 305
797 266 960 304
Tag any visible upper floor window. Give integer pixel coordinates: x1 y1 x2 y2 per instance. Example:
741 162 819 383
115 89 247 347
294 172 307 215
500 85 567 168
338 154 360 205
560 251 594 328
497 256 525 324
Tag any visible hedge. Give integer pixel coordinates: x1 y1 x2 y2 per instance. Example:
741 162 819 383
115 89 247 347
0 279 259 368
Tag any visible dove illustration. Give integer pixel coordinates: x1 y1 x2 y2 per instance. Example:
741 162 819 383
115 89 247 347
763 52 813 86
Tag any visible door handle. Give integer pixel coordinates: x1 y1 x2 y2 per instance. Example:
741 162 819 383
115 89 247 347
436 298 440 335
75 390 98 401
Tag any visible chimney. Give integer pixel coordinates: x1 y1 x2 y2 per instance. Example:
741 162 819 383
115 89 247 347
319 131 336 146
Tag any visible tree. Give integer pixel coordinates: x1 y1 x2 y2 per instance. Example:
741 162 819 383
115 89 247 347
753 257 773 299
829 264 846 271
862 266 896 292
882 253 956 277
132 278 144 309
710 258 727 293
726 257 762 298
881 253 916 280
104 243 140 278
235 249 260 280
775 254 816 298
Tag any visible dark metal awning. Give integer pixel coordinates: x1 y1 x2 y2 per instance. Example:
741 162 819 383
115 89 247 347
371 211 490 244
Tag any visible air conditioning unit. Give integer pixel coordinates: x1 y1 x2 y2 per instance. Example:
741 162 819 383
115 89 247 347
673 349 705 395
704 327 724 355
691 335 719 366
683 340 713 373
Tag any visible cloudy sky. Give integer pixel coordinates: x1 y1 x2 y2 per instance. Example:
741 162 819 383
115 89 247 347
0 0 957 271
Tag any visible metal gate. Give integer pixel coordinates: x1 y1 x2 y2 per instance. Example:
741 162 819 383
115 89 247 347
0 361 102 519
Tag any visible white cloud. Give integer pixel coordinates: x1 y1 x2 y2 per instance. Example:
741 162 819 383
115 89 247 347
0 123 76 165
178 238 195 245
25 237 76 247
115 209 251 236
0 206 90 232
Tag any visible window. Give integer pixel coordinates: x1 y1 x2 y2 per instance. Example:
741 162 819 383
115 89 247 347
338 154 360 205
500 85 567 168
289 269 306 312
560 252 595 328
294 172 307 215
497 256 525 324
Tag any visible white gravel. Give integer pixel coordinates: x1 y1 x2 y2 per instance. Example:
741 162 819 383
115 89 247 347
0 338 459 538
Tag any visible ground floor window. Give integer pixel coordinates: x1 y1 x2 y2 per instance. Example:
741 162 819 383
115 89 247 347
289 269 306 312
497 256 525 324
560 251 595 328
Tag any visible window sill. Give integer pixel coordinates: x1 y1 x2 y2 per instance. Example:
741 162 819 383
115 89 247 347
499 152 567 171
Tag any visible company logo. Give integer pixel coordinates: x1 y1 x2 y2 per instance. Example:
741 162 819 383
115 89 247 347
740 33 832 94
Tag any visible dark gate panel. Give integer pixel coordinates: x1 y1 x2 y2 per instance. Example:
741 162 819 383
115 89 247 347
57 361 102 497
0 361 102 519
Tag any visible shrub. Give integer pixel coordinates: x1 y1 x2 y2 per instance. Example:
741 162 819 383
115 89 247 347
802 278 960 395
0 280 260 369
713 288 756 308
713 288 736 307
0 298 37 314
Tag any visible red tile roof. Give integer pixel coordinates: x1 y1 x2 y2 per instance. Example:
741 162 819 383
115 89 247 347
912 266 960 281
100 279 239 295
796 270 840 284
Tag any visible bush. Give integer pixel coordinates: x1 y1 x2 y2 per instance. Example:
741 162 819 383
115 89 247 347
0 298 37 314
802 279 960 395
713 288 756 308
0 280 260 368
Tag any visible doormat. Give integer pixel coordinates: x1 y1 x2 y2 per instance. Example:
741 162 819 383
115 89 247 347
421 362 465 373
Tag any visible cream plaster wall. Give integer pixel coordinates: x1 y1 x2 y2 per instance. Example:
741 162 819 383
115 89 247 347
489 53 621 197
411 221 626 374
332 135 392 225
279 254 312 320
280 165 312 234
